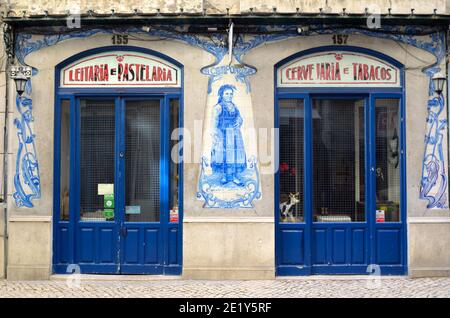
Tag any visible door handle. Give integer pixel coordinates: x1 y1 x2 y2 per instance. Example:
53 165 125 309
120 226 128 237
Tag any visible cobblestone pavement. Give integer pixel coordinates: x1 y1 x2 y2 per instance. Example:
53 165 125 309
0 277 449 298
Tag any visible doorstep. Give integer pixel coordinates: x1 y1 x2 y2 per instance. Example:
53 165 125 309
276 275 407 280
49 274 408 281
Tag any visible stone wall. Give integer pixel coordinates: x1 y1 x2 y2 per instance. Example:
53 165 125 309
409 219 450 277
1 0 448 16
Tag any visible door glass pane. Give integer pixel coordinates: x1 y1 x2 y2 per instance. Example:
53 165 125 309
60 100 70 221
279 99 304 223
125 100 160 222
375 99 401 223
80 99 115 222
313 99 365 222
170 99 180 223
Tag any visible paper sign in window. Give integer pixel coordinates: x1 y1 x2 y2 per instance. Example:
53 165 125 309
104 194 114 209
126 206 141 214
98 183 114 195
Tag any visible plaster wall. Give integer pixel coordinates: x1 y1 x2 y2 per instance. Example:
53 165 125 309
4 30 450 279
240 0 446 14
409 219 450 277
2 0 448 16
7 216 52 280
0 15 6 279
182 218 274 279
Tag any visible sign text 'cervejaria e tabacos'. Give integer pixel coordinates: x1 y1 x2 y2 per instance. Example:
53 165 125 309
277 51 400 88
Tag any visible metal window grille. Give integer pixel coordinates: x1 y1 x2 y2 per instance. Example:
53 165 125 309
375 99 400 222
125 101 160 222
79 99 115 221
278 99 304 223
312 99 365 222
60 100 71 221
170 100 180 215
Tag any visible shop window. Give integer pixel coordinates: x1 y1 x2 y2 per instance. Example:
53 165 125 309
62 98 181 223
375 99 401 223
125 100 160 222
60 100 70 221
79 99 115 222
279 99 304 223
313 99 365 222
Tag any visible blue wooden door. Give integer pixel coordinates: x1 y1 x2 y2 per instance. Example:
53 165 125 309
310 97 370 274
118 98 179 274
276 94 406 275
369 94 406 275
276 95 312 275
75 98 120 273
54 96 182 275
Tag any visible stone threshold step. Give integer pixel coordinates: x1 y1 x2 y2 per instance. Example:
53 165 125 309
277 275 407 281
51 274 182 281
49 274 408 282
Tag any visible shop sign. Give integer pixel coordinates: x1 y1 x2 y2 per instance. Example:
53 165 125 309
277 51 400 88
60 51 181 88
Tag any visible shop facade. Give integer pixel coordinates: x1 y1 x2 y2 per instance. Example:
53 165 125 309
0 1 450 280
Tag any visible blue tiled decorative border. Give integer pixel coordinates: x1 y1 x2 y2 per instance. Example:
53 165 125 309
12 81 41 207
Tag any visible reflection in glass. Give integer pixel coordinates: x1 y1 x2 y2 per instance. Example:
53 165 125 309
313 99 365 222
170 100 180 223
60 100 70 221
125 100 160 222
79 99 115 222
278 99 304 223
375 99 401 223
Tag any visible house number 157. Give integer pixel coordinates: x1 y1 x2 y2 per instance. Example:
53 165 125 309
332 34 349 45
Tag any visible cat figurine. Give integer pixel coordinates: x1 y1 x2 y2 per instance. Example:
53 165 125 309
280 192 300 222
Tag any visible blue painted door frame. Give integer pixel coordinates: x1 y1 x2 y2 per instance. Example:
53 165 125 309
53 46 184 275
275 92 407 276
275 46 407 276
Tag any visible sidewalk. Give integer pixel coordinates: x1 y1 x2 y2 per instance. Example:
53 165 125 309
0 276 449 298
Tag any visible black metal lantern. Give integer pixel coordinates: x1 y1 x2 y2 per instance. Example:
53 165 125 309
10 65 32 96
14 73 28 96
432 72 446 96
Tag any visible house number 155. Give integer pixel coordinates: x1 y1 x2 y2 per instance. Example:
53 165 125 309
112 35 129 45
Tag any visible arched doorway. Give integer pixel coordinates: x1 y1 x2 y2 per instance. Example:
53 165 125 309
275 46 407 275
53 46 183 275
